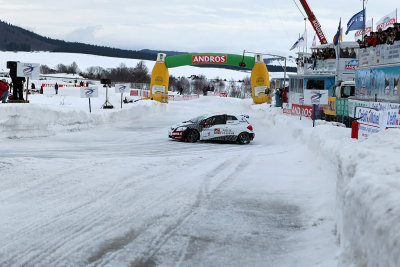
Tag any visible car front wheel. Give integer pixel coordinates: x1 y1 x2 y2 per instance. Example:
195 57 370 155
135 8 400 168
237 132 251 145
186 130 199 143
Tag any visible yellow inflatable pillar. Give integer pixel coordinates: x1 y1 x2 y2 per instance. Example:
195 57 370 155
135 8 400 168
251 53 270 104
150 53 169 103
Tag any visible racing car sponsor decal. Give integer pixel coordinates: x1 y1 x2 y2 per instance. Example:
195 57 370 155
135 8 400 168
221 129 234 135
214 128 221 134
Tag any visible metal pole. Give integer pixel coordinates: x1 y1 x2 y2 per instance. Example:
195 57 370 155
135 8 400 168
121 93 123 109
305 18 307 54
25 77 29 102
89 98 91 113
284 57 287 89
362 0 366 42
313 104 316 127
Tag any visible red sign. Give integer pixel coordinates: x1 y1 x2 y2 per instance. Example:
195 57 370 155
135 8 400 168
291 104 314 118
192 55 227 64
130 90 138 96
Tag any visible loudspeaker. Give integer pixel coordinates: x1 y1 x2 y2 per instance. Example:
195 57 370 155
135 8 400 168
101 79 111 85
6 61 18 69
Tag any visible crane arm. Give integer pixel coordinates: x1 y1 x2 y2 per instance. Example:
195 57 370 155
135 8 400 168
298 0 328 45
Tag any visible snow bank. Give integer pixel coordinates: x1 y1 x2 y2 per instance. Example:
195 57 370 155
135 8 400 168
0 104 97 139
266 112 400 266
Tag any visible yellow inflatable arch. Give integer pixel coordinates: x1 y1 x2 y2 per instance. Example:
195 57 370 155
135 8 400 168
149 53 270 104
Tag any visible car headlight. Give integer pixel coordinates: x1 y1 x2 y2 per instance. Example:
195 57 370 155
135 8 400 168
176 127 187 132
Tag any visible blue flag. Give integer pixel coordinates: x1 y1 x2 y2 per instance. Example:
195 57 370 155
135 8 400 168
346 10 364 35
334 19 341 46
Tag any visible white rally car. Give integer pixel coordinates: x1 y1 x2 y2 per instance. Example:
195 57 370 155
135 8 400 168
168 114 255 144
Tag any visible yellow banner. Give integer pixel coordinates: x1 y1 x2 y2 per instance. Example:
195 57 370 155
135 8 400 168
324 97 337 116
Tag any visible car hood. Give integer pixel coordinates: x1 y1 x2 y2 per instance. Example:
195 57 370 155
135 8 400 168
170 122 193 130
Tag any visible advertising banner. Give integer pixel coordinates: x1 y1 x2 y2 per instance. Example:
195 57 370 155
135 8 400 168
115 84 130 94
336 99 349 116
291 104 314 118
376 10 396 31
214 92 228 97
17 62 40 79
324 97 337 115
192 55 227 64
355 107 383 139
304 90 329 105
385 41 400 64
152 85 165 94
355 19 373 40
80 87 98 98
355 106 400 139
348 99 369 118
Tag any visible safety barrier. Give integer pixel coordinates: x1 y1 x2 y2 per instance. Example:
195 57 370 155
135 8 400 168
41 83 78 88
168 94 200 101
130 89 149 98
213 92 228 97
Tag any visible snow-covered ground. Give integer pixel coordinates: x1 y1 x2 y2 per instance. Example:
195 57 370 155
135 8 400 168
0 51 294 81
1 83 400 266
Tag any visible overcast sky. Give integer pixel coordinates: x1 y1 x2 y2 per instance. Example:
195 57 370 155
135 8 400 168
0 0 399 57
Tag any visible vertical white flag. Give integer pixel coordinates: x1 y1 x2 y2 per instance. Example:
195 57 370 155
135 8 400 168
376 10 396 31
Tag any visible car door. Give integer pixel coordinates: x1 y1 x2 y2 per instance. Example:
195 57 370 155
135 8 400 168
225 115 242 136
200 115 227 140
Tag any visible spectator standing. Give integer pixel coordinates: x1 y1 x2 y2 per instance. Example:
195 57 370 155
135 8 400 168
275 88 281 107
349 48 357 58
55 82 59 94
282 88 288 104
40 85 43 94
0 79 10 103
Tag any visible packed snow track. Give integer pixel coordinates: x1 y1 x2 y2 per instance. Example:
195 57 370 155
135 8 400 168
0 97 337 266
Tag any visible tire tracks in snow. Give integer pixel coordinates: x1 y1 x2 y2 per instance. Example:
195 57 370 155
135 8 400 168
0 165 179 267
125 153 252 267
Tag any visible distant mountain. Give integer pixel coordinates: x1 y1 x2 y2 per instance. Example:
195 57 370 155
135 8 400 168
0 20 296 73
0 20 156 61
139 49 186 57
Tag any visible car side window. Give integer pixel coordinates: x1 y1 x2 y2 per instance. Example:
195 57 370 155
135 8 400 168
204 117 216 126
214 115 226 125
226 115 237 121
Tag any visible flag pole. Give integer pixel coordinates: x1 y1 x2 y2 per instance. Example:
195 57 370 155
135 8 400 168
363 0 366 42
304 18 307 54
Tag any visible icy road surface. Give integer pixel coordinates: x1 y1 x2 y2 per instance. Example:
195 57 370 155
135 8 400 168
0 98 337 266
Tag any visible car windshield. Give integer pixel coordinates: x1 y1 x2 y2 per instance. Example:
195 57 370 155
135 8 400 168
184 115 205 123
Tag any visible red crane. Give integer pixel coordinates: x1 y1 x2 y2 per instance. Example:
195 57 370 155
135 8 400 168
298 0 328 45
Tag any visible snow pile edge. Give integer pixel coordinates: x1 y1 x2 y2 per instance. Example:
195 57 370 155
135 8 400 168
275 114 400 266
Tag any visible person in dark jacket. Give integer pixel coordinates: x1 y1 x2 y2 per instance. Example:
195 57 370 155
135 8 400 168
0 79 10 103
55 82 59 94
275 88 281 107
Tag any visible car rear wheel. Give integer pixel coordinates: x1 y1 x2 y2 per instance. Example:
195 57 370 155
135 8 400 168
237 132 251 145
186 130 199 143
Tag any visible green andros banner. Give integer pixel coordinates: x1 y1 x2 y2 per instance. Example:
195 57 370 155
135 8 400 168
165 53 255 69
